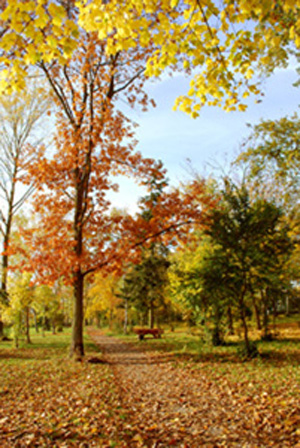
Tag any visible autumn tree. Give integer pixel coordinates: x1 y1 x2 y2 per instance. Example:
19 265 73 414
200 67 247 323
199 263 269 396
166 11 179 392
2 272 34 347
77 0 300 116
1 0 299 115
0 1 217 357
236 115 300 314
0 86 50 337
236 114 300 208
86 273 122 329
169 235 231 345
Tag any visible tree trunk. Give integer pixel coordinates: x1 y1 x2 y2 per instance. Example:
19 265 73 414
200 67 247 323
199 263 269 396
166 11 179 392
227 306 234 335
285 295 290 316
239 292 250 354
149 301 155 329
70 173 86 358
0 161 18 339
70 269 85 357
25 307 31 344
123 298 128 334
0 216 12 339
262 297 269 339
252 295 261 330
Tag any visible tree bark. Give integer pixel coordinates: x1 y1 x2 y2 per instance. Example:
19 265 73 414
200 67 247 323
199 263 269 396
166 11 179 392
252 295 261 330
149 301 155 329
0 196 14 338
227 306 234 335
70 269 84 357
70 166 86 357
239 289 250 354
25 307 31 344
123 298 128 334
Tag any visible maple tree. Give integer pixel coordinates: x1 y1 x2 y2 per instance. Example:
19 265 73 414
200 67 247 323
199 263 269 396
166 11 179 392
1 0 299 116
4 0 214 357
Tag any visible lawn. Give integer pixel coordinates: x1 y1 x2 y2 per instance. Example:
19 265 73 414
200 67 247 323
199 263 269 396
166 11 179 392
108 319 300 412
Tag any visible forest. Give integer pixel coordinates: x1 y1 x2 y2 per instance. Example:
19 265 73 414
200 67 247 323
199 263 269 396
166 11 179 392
0 0 300 447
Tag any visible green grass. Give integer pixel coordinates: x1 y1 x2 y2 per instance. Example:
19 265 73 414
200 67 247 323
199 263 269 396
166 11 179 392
105 318 300 366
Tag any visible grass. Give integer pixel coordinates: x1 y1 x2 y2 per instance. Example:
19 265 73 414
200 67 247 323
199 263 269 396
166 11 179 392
105 318 300 391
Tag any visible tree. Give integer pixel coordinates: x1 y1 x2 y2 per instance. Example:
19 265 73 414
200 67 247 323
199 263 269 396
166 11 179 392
86 273 122 329
204 180 292 356
236 114 300 209
121 244 170 329
0 84 50 337
0 2 217 358
0 0 299 115
169 233 234 344
236 115 300 313
2 272 33 347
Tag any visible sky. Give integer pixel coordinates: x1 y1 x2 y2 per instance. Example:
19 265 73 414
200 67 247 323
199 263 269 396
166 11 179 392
108 63 300 212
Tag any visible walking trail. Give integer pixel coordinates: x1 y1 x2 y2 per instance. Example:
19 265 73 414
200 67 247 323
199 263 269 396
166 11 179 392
88 328 299 448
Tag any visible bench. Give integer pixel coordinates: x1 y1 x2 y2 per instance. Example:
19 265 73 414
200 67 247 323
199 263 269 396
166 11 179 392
133 328 164 340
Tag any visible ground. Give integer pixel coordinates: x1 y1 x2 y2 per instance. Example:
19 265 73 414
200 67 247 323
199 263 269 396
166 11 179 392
88 327 300 447
0 326 300 447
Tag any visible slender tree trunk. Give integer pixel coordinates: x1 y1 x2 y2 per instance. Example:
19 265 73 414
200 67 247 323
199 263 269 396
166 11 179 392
0 211 13 339
0 159 18 339
239 291 250 354
252 295 261 330
149 301 155 329
25 307 31 344
33 309 39 333
227 306 234 335
124 298 128 334
262 292 269 339
70 269 85 357
285 295 290 316
96 312 101 328
109 309 113 329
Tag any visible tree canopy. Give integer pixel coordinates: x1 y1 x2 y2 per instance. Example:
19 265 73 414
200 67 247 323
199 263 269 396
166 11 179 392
0 0 299 114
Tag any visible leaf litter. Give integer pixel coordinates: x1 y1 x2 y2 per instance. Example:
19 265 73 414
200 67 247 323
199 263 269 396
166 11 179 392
1 329 300 447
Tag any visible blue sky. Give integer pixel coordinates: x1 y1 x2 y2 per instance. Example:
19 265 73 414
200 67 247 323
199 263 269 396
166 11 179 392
109 64 300 212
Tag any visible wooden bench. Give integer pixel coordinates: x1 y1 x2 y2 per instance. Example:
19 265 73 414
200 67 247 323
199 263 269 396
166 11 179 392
133 328 164 340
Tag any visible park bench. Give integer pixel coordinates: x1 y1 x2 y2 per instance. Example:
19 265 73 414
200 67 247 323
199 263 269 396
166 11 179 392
133 328 164 340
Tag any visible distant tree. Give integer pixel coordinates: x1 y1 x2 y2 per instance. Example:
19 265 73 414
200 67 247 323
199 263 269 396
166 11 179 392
2 272 34 347
86 273 122 330
0 85 50 337
236 114 300 210
205 180 292 356
121 244 170 329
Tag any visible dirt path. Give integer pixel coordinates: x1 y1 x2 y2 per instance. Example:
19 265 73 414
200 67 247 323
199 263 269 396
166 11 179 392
88 329 298 448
